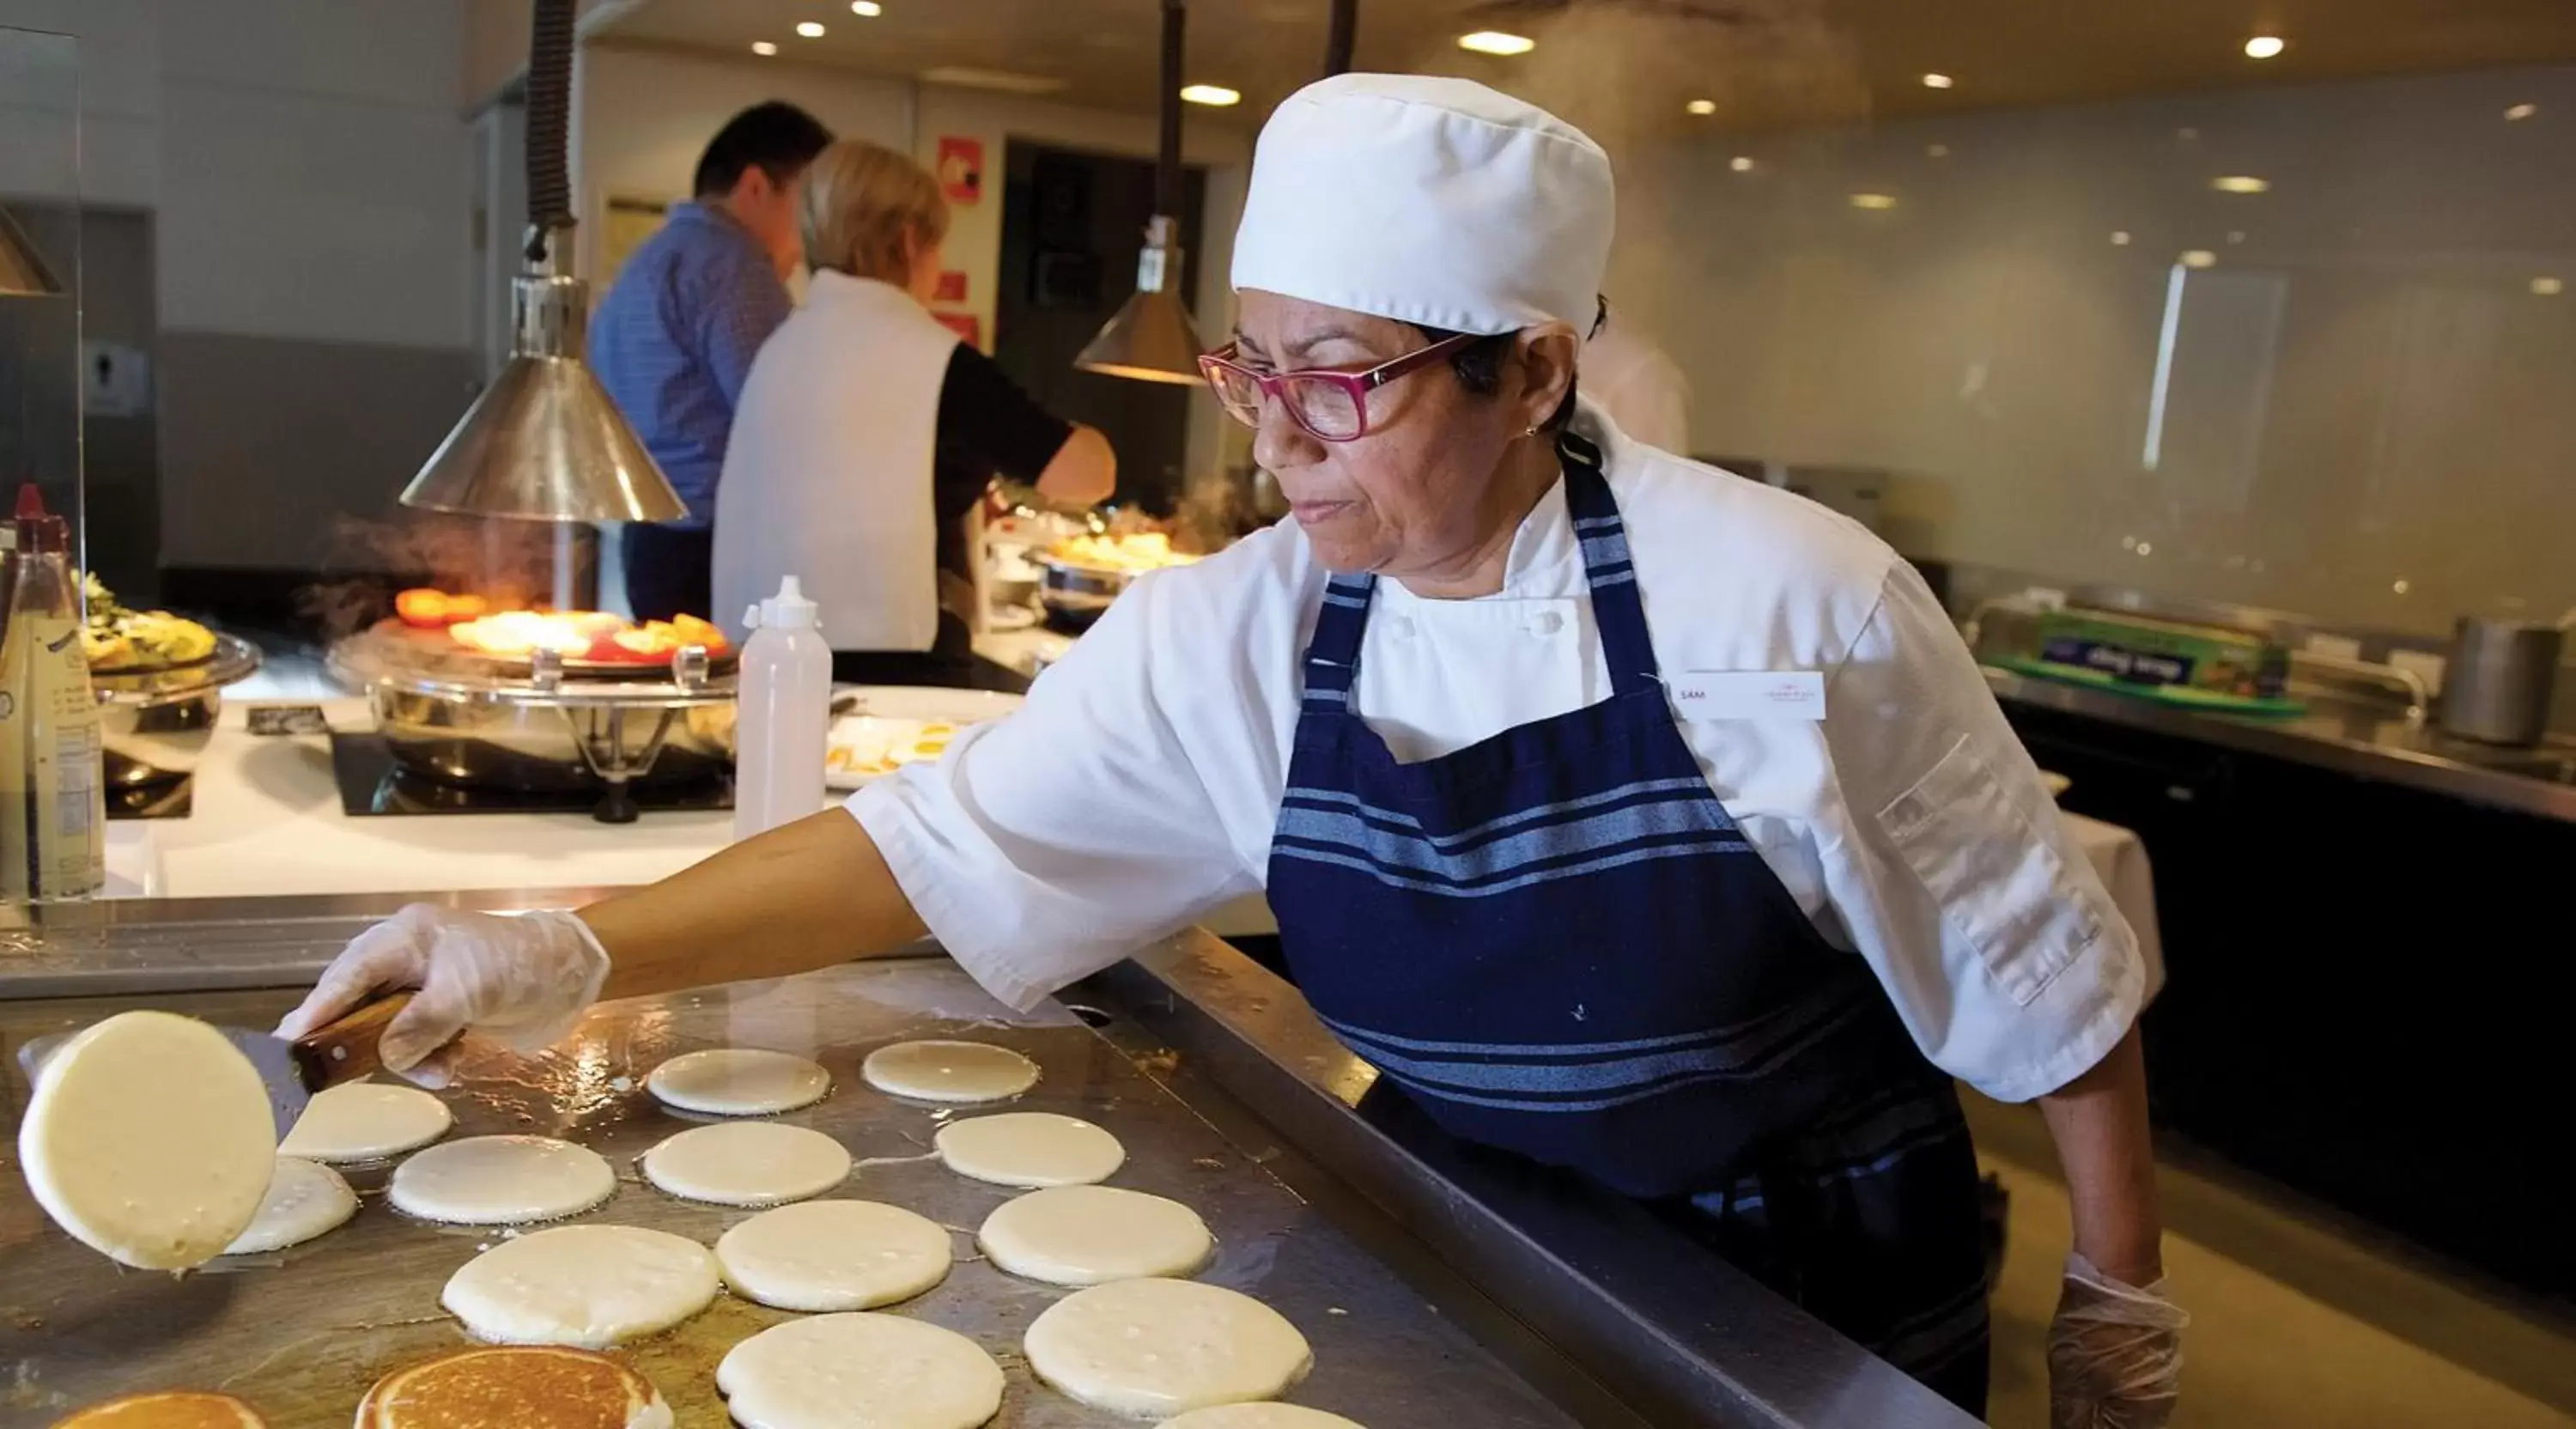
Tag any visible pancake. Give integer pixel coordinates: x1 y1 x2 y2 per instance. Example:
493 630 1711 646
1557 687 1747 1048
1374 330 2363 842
388 1136 617 1225
18 1011 275 1270
639 1122 851 1207
276 1081 453 1163
644 1048 829 1116
933 1112 1125 1188
221 1157 357 1255
860 1040 1038 1103
50 1391 266 1429
1025 1278 1312 1418
355 1346 671 1429
441 1225 720 1348
979 1184 1213 1286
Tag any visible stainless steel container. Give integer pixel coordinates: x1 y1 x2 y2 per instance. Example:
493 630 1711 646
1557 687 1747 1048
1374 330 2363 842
91 632 264 787
2439 616 2565 746
1036 554 1134 629
329 623 736 820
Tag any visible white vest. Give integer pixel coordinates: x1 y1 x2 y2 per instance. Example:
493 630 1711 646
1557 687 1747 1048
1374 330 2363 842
714 270 959 650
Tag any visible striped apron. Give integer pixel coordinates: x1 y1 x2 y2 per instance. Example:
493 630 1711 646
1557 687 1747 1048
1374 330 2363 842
1267 434 1991 1412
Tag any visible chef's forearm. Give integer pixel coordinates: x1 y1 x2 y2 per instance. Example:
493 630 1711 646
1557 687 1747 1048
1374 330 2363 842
2036 1023 2165 1285
582 810 929 1002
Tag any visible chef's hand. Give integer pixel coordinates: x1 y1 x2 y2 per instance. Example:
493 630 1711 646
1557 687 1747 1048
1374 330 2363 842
274 904 611 1087
2049 1251 2187 1429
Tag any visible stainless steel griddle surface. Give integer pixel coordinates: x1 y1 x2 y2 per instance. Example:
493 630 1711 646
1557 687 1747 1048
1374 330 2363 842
0 961 1580 1429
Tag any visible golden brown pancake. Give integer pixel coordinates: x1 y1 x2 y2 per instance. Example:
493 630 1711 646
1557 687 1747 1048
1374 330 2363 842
50 1391 266 1429
355 1347 668 1429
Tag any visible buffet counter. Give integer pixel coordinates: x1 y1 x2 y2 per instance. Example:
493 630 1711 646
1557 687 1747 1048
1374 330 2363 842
0 899 1978 1429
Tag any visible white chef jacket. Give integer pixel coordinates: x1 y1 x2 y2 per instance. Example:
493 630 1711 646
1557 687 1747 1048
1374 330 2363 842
1581 305 1692 456
850 407 2147 1104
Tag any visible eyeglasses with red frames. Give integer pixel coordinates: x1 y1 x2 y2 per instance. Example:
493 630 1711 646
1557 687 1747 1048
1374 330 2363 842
1196 333 1480 442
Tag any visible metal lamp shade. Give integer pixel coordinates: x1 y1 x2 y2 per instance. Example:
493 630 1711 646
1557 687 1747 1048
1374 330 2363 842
1074 216 1206 386
0 204 64 298
400 264 686 523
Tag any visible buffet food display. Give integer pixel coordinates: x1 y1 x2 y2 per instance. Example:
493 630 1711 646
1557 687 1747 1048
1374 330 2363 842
1035 530 1204 629
330 595 737 820
78 576 262 787
80 575 218 673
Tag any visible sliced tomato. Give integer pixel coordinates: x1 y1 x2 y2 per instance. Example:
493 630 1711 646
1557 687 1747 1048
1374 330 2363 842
394 588 451 628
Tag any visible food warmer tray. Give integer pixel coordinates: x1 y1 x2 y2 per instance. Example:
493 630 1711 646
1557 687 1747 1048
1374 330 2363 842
0 897 1978 1429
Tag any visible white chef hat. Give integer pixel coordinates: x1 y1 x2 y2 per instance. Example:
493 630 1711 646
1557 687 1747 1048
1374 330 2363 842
1230 73 1613 337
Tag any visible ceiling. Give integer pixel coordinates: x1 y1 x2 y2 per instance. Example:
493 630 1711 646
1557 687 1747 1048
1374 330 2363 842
600 0 2576 141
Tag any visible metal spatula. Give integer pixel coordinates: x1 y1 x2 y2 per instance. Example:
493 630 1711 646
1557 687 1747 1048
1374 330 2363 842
14 994 415 1137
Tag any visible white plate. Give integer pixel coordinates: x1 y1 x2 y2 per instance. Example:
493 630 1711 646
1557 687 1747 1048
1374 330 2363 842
824 686 1024 790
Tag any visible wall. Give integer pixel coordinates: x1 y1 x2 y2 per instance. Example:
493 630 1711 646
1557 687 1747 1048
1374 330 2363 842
1 0 482 576
1607 64 2576 636
574 43 1253 487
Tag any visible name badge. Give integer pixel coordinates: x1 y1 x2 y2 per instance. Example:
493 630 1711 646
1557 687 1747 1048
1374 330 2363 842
1670 671 1827 721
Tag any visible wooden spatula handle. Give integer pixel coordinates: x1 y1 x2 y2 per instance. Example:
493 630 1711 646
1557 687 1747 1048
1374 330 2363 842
289 992 413 1089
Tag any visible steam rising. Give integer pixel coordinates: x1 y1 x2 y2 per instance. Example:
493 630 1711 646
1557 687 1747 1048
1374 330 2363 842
299 514 593 638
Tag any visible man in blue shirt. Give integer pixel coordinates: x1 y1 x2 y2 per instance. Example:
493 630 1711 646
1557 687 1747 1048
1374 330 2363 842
592 102 833 621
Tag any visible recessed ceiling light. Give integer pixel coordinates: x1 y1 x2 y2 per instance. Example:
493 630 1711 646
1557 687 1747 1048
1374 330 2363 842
2535 277 2566 296
2505 102 2537 121
1686 99 1717 116
920 65 1071 94
1921 72 1954 89
2177 127 2202 141
2179 249 2218 269
852 0 881 14
1849 192 1898 210
751 40 778 55
2391 579 2410 595
2111 230 2133 246
1457 31 1535 56
1926 143 1951 158
2243 35 2286 59
1729 155 1756 173
2212 175 2270 194
2227 229 2247 244
1180 84 1241 106
795 20 825 37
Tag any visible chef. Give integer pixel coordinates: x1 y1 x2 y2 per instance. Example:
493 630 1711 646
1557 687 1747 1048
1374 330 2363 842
713 138 1116 683
281 75 2183 1424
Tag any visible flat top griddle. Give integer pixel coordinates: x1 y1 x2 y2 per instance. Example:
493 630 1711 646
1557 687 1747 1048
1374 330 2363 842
0 962 1577 1429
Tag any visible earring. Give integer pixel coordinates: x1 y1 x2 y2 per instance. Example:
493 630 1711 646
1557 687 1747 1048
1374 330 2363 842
1522 423 1541 438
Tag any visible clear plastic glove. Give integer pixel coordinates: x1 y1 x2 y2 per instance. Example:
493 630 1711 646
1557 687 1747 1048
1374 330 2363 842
2050 1251 2188 1429
274 904 611 1086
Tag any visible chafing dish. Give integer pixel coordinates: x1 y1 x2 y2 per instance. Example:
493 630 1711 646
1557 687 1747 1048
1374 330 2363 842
91 631 263 787
329 621 736 822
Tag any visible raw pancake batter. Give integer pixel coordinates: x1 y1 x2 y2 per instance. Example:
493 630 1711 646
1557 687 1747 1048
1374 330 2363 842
355 1346 672 1429
388 1135 617 1225
716 1312 1005 1429
1025 1278 1312 1417
934 1111 1124 1187
645 1047 830 1116
47 1391 269 1428
714 1199 954 1310
276 1081 453 1163
640 1122 851 1206
18 1010 275 1269
221 1157 357 1255
1157 1408 1368 1429
978 1184 1212 1286
860 1039 1037 1103
442 1224 720 1348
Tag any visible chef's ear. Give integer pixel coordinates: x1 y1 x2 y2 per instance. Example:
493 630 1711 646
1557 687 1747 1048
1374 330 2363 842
1511 322 1582 434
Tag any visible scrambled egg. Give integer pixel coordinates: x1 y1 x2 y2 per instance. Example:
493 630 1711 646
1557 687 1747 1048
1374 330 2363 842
82 574 217 672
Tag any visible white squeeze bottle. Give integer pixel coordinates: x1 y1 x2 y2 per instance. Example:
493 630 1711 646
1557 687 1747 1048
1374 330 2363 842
732 576 833 842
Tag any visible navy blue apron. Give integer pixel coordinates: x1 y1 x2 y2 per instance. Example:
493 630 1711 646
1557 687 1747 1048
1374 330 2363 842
1267 434 1991 1412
